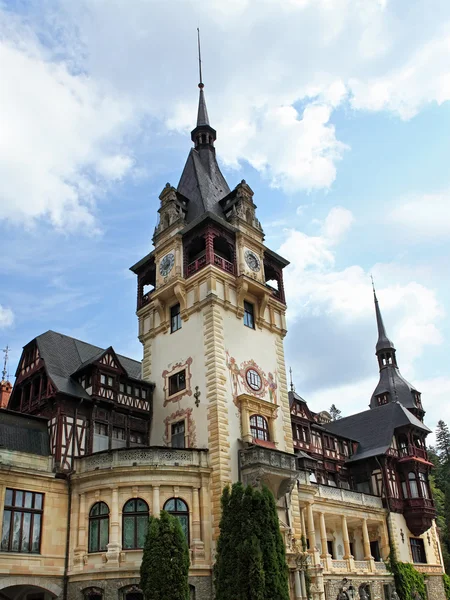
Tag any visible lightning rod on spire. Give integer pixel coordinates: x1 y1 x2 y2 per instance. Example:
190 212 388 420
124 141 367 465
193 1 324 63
289 367 295 392
2 345 9 381
370 274 376 294
197 28 204 89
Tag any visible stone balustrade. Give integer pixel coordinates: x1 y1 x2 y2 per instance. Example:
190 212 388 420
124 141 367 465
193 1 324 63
314 484 383 508
75 447 210 473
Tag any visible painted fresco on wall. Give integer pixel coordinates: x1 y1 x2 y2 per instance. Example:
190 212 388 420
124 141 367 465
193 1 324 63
162 357 193 406
225 351 278 406
163 407 197 448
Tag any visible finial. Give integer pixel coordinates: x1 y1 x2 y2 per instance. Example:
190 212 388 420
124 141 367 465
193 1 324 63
289 367 295 392
370 274 376 295
2 345 9 381
197 28 204 89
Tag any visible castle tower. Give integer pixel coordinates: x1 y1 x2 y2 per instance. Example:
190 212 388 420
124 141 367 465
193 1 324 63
131 78 300 539
370 287 425 421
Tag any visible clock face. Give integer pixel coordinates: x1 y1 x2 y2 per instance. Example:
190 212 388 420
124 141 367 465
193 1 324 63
159 253 175 277
245 250 260 272
246 368 262 392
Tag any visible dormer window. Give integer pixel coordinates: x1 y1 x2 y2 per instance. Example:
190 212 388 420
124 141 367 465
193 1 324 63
377 393 389 406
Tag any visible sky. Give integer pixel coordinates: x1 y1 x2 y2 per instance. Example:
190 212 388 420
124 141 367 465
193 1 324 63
1 0 449 440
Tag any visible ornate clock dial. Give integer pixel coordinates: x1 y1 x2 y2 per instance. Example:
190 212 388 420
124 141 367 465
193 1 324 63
244 250 260 272
159 253 175 277
246 368 262 392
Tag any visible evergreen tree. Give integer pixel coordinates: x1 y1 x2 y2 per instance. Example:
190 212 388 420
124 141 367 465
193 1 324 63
140 510 190 600
436 420 450 460
215 483 290 600
329 404 342 421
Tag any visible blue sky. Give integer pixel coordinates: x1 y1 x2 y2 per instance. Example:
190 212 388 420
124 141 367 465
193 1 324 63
1 0 450 438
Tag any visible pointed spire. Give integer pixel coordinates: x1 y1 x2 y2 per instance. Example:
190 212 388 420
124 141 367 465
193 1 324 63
191 29 216 149
371 277 395 353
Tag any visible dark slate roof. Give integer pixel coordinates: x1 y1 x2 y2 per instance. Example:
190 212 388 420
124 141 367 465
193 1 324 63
197 87 210 127
177 147 230 223
324 402 430 462
371 365 418 410
34 330 145 400
0 410 50 456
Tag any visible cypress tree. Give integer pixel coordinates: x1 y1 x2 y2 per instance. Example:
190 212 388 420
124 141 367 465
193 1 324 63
215 483 290 600
140 510 190 600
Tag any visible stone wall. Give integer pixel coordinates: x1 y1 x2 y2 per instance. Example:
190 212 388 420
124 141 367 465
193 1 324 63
426 575 446 600
67 576 213 600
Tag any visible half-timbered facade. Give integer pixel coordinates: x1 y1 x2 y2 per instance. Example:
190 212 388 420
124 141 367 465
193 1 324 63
8 331 154 471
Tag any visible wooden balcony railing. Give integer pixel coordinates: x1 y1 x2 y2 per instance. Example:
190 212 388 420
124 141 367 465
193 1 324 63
186 253 235 278
399 445 428 460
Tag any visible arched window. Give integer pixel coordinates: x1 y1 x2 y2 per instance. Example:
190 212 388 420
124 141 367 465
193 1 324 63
88 502 109 553
164 498 189 541
408 472 419 498
122 498 149 550
250 415 270 441
418 472 430 499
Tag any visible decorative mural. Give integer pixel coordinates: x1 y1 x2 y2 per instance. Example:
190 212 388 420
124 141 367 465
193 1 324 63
162 357 193 406
225 351 278 406
163 407 197 448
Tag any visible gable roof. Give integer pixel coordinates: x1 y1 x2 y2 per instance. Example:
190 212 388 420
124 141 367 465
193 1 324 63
31 330 147 400
324 401 430 462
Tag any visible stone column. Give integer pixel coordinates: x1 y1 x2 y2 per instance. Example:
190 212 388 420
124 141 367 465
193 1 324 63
341 515 351 558
300 570 307 600
191 487 205 563
294 570 302 600
306 501 316 553
241 404 252 444
200 476 211 562
74 492 86 569
300 507 307 541
153 485 161 517
362 518 372 559
106 487 121 565
319 512 328 557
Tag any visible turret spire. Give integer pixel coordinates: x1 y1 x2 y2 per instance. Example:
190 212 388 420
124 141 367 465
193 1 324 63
372 278 395 353
191 29 216 148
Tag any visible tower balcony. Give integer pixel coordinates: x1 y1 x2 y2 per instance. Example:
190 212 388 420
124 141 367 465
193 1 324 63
186 252 234 278
398 444 429 462
238 446 298 499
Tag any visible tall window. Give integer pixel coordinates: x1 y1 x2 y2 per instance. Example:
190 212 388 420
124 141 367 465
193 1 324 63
170 303 182 333
171 421 186 448
410 538 427 563
243 301 255 329
250 414 270 441
408 472 419 498
1 488 43 553
122 499 149 550
418 472 430 499
169 370 186 396
164 498 189 541
88 502 109 553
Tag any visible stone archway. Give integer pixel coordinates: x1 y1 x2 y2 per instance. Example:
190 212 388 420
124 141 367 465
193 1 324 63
0 584 58 600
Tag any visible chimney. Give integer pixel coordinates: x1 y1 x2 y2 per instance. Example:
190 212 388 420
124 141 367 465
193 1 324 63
0 379 12 409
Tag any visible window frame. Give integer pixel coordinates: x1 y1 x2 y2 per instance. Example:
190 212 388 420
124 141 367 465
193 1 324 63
171 420 186 448
410 538 427 564
243 301 255 329
1 488 44 554
250 414 270 441
170 303 182 333
163 498 190 543
168 370 186 397
122 498 149 550
88 501 110 553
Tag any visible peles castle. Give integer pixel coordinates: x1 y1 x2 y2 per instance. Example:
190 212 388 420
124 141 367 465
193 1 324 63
0 78 446 600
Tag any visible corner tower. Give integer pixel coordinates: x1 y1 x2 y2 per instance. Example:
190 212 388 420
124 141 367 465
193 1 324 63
131 78 299 539
370 287 425 420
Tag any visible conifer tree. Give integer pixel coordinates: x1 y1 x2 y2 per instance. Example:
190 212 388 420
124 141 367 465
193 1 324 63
329 404 342 421
214 482 290 600
436 420 450 460
140 510 190 600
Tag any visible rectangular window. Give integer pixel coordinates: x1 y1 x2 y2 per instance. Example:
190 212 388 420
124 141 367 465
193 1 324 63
119 383 125 393
127 384 133 395
243 301 255 329
171 421 186 448
130 431 144 445
410 538 427 563
370 540 381 562
100 374 106 385
112 426 126 449
327 540 334 558
1 488 43 553
170 303 182 333
169 370 186 396
94 422 108 436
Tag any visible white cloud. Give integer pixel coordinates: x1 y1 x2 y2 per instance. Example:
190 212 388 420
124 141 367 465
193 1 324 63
0 306 14 329
0 11 135 232
279 207 444 363
389 191 450 238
